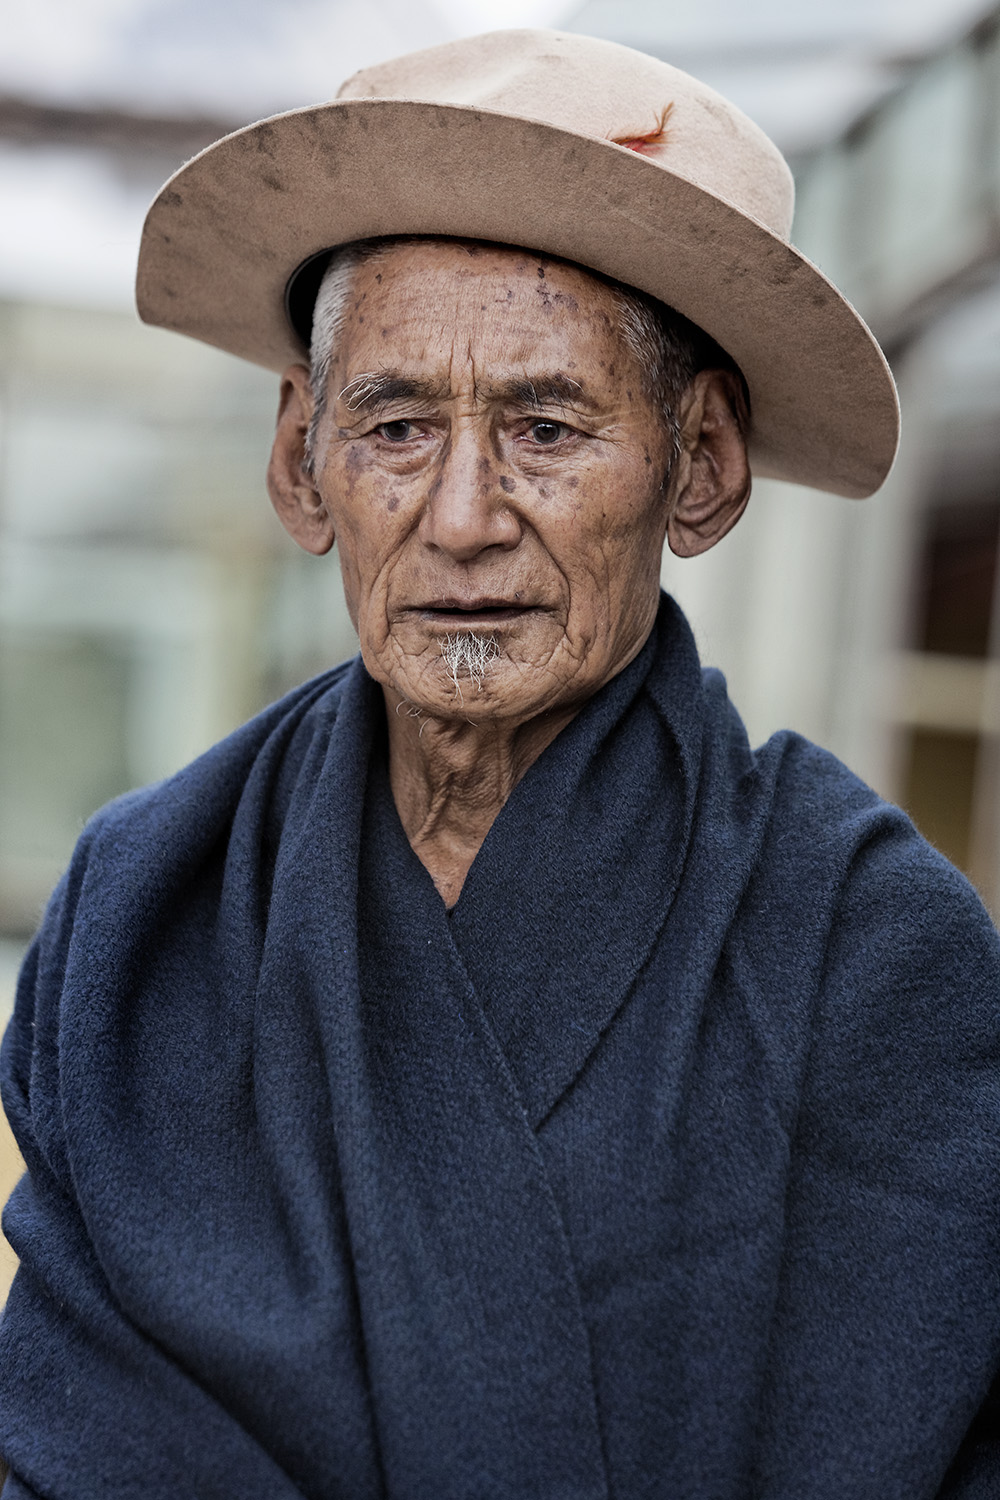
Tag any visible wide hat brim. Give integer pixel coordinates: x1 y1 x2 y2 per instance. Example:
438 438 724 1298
137 97 899 498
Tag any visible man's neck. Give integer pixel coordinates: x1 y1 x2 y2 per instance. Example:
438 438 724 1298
384 694 577 908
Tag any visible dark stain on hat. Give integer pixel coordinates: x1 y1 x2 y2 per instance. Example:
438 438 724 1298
250 122 279 156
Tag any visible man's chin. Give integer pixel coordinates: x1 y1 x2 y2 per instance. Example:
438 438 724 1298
373 622 578 726
384 658 551 728
414 664 515 721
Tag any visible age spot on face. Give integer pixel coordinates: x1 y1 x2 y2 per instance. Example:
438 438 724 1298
386 493 400 513
344 444 368 478
499 475 515 493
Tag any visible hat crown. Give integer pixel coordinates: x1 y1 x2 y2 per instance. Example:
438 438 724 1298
337 29 794 240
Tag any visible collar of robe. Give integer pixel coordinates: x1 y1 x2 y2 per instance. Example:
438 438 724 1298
365 601 697 1128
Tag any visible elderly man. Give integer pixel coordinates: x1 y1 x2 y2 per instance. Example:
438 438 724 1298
2 28 999 1500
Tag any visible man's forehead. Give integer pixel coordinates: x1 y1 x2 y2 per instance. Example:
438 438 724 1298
329 241 629 384
342 238 613 316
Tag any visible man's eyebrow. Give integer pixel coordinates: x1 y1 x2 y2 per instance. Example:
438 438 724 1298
491 374 589 409
336 370 593 413
337 372 448 412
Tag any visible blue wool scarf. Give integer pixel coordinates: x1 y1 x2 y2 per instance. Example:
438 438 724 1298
2 595 1000 1498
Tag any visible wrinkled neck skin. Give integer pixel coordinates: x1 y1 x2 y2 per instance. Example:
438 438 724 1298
384 685 588 910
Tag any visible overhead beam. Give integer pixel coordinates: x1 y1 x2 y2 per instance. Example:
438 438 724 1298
0 95 240 159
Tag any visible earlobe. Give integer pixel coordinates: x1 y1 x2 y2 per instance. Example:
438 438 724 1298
267 364 337 556
666 369 751 559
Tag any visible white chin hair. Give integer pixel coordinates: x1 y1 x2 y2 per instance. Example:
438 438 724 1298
440 631 501 697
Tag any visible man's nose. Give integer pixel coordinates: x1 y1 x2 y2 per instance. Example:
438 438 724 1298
416 428 522 561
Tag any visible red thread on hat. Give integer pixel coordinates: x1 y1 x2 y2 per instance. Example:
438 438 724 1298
611 103 674 154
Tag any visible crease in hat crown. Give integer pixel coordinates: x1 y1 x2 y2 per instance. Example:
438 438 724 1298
334 30 796 240
136 26 900 499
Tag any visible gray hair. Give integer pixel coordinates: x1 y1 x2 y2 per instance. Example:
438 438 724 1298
304 236 748 476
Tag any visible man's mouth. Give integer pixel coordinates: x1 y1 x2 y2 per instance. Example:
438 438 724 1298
416 598 536 625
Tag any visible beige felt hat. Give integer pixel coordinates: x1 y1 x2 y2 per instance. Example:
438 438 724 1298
136 28 899 498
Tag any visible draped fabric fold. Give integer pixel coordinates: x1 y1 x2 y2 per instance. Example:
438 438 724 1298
2 595 1000 1499
353 748 607 1497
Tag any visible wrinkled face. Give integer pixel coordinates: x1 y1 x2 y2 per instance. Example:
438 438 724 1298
310 240 676 725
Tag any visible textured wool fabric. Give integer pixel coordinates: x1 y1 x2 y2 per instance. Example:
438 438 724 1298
1 594 1000 1498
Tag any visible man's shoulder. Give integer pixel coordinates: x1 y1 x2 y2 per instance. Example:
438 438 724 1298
748 720 997 958
757 726 900 842
698 666 914 864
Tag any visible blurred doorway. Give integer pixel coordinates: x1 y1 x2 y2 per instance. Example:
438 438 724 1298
894 290 1000 912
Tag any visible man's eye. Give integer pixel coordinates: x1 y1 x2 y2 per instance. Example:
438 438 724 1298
376 420 415 442
529 420 568 445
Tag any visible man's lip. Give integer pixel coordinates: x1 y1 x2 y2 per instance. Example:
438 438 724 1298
414 598 538 614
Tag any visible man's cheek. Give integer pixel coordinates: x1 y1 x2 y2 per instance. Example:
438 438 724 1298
336 563 361 633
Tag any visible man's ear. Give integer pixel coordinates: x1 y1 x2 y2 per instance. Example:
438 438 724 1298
266 364 337 556
666 369 751 558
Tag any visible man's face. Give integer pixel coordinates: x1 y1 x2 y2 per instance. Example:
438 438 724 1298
307 240 675 725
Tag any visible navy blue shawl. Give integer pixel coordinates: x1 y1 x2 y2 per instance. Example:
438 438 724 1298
2 594 1000 1498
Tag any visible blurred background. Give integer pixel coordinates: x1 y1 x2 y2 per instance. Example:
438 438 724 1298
2 0 1000 1296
